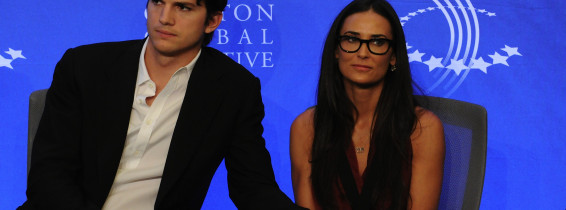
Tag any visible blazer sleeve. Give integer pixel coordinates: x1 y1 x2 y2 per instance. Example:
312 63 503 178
224 77 304 210
22 48 98 210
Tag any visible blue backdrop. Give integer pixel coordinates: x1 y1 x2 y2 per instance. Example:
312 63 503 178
1 0 564 209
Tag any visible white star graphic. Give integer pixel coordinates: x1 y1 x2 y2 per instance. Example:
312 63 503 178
418 9 426 13
400 16 410 21
423 55 444 72
427 7 435 11
470 57 492 74
478 9 486 13
5 48 26 60
489 52 509 66
408 50 425 63
408 12 417 16
446 58 469 75
487 12 496 17
401 22 406 26
0 55 14 69
406 43 412 50
501 45 522 57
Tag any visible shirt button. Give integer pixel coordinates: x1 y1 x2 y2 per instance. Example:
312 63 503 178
146 119 152 125
134 150 140 155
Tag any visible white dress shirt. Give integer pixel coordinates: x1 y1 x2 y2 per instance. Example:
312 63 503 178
102 39 200 210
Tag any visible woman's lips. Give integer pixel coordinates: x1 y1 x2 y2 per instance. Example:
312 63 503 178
352 64 372 71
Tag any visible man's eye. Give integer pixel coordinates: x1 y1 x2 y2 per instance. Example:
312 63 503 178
151 0 163 5
176 4 192 11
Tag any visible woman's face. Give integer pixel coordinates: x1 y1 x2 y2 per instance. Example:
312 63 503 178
336 10 396 88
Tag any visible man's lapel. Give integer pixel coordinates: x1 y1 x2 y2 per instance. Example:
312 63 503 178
95 40 144 196
156 47 227 203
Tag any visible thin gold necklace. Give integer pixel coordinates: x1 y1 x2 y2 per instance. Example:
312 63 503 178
354 132 370 153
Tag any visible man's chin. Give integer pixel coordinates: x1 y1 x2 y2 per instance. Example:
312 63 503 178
148 38 201 58
155 48 181 57
149 42 181 57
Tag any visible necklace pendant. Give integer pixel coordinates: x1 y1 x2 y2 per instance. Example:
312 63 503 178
355 147 365 153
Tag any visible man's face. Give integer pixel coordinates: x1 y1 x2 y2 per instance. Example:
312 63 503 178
146 0 220 57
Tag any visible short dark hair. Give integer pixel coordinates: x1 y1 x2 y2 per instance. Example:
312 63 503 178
146 0 227 46
198 0 227 46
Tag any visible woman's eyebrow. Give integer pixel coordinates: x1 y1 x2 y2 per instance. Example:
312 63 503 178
343 31 360 35
371 34 387 38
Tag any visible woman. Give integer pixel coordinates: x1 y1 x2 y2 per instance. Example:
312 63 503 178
290 0 445 209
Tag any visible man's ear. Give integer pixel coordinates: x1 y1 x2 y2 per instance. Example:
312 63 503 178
205 12 223 34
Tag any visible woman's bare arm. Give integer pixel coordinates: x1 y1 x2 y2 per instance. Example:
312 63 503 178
290 108 319 210
408 108 446 210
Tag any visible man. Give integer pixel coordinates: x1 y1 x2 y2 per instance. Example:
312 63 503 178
19 0 301 209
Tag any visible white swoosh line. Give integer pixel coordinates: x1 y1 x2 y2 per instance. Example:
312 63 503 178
456 0 473 63
428 0 455 93
446 0 481 97
437 0 463 92
444 0 473 89
445 0 464 61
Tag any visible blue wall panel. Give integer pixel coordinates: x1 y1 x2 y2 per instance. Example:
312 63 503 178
1 0 564 209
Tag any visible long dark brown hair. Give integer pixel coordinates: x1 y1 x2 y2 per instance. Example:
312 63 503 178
311 0 419 209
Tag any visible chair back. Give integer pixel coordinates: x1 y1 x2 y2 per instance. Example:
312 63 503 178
28 89 48 175
416 96 487 210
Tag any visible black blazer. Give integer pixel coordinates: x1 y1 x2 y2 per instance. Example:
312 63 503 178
21 39 298 209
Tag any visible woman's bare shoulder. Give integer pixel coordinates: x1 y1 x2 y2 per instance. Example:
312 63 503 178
415 107 443 128
291 107 315 132
290 107 316 149
412 106 444 147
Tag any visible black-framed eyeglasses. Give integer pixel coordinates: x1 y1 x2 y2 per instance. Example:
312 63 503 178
338 35 393 55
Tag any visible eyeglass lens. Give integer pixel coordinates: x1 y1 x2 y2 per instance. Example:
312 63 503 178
339 36 391 55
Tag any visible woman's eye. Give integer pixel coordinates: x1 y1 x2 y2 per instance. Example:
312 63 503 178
371 39 385 46
347 37 358 43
